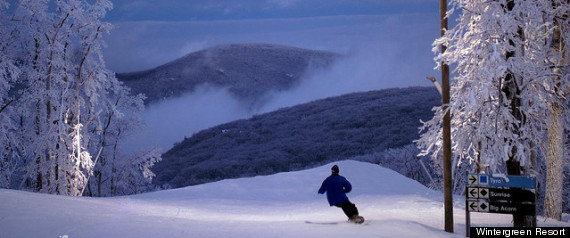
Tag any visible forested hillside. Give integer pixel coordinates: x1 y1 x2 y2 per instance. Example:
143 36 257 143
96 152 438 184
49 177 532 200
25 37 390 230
117 43 339 106
153 87 441 188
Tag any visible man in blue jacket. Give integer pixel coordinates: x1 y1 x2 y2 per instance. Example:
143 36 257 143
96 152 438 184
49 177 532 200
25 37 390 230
318 165 364 223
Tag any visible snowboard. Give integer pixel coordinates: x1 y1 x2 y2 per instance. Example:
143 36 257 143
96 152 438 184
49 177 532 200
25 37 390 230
305 216 367 225
305 221 340 225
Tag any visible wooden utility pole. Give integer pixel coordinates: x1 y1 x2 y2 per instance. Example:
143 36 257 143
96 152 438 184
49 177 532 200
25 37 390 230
440 0 453 233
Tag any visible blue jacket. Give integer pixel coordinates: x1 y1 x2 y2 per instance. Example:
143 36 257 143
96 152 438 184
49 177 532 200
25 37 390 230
318 174 352 206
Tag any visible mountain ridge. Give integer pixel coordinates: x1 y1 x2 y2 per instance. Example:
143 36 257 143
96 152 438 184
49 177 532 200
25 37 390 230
153 87 441 188
116 43 340 106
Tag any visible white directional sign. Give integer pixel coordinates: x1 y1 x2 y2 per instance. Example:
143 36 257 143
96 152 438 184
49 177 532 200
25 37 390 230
467 201 490 212
467 174 490 186
467 175 478 185
468 187 490 199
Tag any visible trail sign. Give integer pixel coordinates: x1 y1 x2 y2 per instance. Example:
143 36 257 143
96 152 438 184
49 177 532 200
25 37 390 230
467 174 535 189
466 187 535 203
487 201 535 215
467 199 535 215
465 173 537 237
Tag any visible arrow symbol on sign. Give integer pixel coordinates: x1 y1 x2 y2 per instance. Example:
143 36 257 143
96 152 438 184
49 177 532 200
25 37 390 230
469 188 478 198
468 175 478 184
469 202 478 211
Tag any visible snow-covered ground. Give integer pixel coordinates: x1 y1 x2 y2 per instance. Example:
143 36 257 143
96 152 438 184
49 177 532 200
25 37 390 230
1 160 568 238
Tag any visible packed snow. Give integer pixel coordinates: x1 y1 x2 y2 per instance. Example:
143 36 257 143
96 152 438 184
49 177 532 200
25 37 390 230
1 160 568 238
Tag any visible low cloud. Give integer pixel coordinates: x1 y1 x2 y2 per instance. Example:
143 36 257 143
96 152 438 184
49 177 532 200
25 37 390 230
257 14 439 113
117 13 441 153
122 85 250 152
178 40 210 57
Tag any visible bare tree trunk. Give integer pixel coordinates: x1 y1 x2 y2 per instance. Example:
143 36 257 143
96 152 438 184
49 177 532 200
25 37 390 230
32 37 43 192
97 171 102 197
544 3 567 221
545 102 564 220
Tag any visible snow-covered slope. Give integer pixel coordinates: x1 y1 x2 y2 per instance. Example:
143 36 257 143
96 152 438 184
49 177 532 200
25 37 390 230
1 161 567 238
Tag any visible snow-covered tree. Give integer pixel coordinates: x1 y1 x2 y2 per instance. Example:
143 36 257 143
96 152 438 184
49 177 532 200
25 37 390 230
84 89 161 197
0 0 23 188
6 0 116 195
416 0 569 225
0 0 160 196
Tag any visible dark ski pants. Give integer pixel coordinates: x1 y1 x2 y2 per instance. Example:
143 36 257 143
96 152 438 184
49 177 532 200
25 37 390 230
334 201 359 218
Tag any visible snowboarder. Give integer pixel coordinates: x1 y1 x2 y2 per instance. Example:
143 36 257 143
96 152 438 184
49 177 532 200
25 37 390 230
318 165 364 223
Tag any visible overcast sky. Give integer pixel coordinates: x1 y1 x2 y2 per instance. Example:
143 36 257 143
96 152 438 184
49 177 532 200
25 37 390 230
102 0 440 73
105 0 437 22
